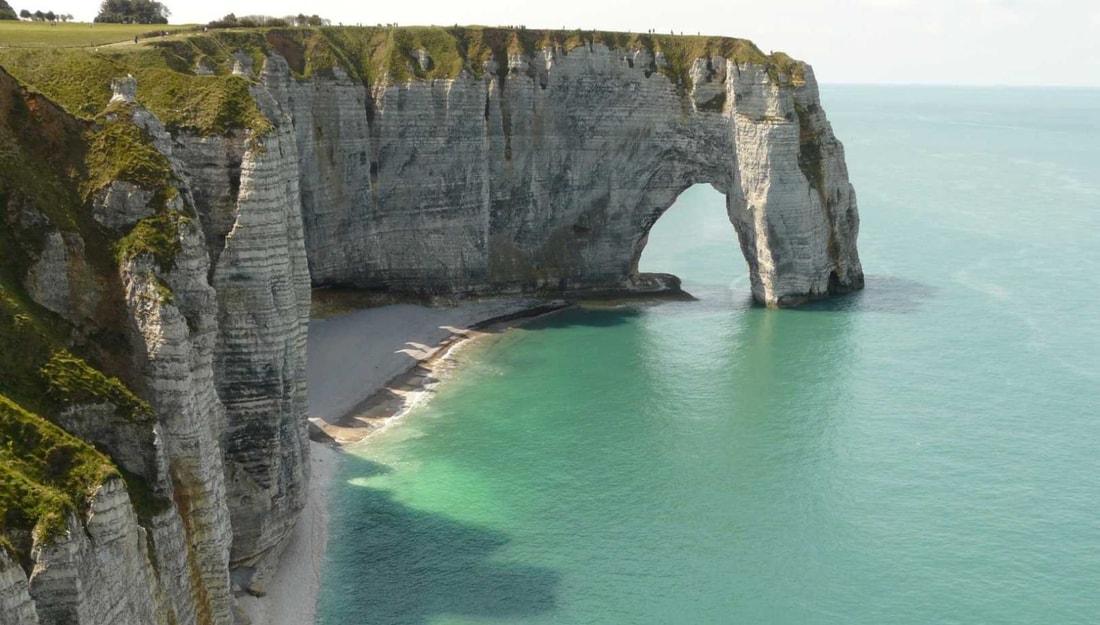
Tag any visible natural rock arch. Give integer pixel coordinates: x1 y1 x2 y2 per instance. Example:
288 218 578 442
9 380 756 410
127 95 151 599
288 44 863 307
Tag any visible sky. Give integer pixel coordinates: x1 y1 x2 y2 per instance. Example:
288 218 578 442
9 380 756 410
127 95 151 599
22 0 1100 86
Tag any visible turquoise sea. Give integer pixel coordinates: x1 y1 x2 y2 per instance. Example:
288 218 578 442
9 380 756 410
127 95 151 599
317 86 1100 624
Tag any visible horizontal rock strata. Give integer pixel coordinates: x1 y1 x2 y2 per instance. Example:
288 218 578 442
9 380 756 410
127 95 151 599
285 42 862 305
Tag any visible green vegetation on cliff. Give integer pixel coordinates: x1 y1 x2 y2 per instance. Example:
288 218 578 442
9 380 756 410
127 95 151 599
85 105 175 193
0 394 119 547
41 351 153 420
84 105 192 273
248 26 805 89
0 266 138 555
0 64 171 562
0 42 272 135
0 266 153 426
0 65 185 277
114 208 187 272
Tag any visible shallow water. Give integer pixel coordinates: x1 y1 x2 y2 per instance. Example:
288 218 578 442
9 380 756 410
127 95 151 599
317 86 1100 624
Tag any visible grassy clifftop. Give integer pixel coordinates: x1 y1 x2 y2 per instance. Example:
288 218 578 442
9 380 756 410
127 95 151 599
0 26 805 135
0 21 193 48
249 26 805 86
0 45 271 135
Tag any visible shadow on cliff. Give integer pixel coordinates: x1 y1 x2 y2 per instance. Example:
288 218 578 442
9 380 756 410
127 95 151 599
792 275 937 314
319 455 559 624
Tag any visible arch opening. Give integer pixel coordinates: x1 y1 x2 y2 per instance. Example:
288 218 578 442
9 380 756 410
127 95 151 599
633 183 750 298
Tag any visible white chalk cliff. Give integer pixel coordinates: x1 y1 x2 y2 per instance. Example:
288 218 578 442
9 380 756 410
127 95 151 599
0 27 862 625
291 42 862 305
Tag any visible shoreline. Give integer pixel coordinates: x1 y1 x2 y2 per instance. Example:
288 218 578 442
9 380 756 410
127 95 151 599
245 297 569 625
315 300 570 446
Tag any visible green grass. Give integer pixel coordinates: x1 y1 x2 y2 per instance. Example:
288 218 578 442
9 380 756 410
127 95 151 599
114 208 188 273
0 21 195 48
0 46 274 134
0 268 153 425
40 351 154 422
0 231 133 554
0 393 119 548
84 105 175 195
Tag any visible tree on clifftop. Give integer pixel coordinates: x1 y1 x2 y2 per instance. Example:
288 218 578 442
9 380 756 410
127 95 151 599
0 0 18 20
94 0 169 24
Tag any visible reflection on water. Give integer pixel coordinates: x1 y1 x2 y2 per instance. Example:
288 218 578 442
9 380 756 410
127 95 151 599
797 275 936 314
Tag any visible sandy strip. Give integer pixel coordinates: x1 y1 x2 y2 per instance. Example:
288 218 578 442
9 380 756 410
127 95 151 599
236 441 338 625
241 298 566 625
307 299 567 444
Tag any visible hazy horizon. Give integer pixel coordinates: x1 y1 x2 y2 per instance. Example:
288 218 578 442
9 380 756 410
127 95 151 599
10 0 1098 87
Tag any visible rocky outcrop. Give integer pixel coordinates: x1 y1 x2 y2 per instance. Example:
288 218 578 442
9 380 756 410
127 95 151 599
0 551 38 625
155 56 312 585
121 227 234 625
25 480 162 625
205 57 311 577
729 63 863 305
124 81 311 613
22 230 104 328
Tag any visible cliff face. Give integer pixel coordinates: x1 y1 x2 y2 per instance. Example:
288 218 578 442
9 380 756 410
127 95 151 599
189 62 311 573
0 61 308 624
287 36 862 305
0 26 861 625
